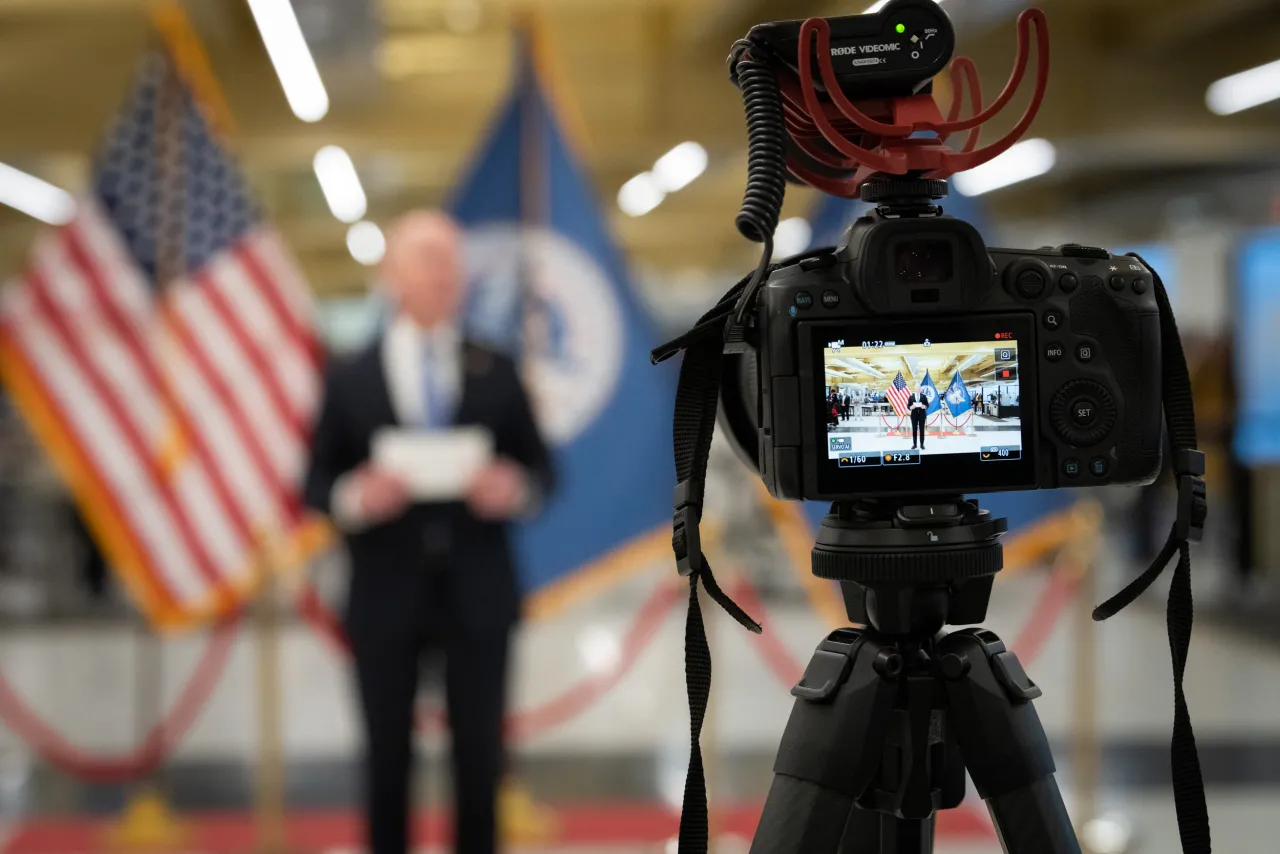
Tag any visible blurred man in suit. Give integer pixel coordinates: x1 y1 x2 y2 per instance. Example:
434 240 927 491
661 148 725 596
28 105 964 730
304 210 555 854
909 388 928 450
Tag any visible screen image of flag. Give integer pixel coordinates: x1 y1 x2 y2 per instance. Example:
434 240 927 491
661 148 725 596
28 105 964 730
886 371 911 418
448 36 674 595
0 51 320 629
944 371 972 417
919 370 941 415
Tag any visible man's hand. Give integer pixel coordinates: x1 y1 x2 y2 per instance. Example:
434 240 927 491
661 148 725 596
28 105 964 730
467 458 529 521
348 464 411 525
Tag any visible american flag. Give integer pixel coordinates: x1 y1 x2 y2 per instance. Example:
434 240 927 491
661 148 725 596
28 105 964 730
886 370 911 417
0 51 323 629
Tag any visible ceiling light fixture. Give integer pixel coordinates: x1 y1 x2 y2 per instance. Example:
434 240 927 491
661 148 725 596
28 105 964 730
952 138 1056 196
313 145 368 223
618 172 666 217
773 217 813 259
1206 58 1280 115
246 0 330 122
347 221 386 266
651 142 708 193
0 162 76 225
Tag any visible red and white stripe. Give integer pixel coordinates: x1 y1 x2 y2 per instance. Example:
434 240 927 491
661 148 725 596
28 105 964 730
886 381 911 419
0 200 320 619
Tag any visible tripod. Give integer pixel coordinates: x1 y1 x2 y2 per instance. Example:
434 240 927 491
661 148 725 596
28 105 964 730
749 497 1081 854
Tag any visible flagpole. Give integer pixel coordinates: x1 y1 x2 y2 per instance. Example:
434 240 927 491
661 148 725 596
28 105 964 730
147 4 294 852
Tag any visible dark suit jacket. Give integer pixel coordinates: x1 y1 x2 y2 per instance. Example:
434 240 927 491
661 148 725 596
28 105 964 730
303 338 555 639
908 393 928 420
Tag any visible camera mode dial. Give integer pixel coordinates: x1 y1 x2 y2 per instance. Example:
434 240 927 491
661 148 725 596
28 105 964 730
1050 379 1117 448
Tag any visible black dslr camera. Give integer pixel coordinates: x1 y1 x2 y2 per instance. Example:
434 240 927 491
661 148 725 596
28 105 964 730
655 2 1210 853
732 217 1164 502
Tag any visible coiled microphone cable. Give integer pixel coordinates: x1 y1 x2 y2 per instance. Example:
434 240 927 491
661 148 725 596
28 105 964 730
729 42 788 324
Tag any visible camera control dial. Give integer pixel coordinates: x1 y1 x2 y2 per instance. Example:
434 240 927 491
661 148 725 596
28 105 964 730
1050 379 1117 448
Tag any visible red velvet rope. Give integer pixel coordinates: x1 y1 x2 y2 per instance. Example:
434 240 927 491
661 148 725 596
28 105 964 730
0 614 240 782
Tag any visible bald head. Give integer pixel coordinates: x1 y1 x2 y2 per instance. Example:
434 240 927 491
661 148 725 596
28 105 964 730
381 210 465 329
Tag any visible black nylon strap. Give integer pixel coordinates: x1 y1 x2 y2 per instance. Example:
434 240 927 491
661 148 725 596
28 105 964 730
1093 258 1211 854
657 277 764 854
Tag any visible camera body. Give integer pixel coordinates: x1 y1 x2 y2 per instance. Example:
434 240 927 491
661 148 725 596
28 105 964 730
743 207 1163 501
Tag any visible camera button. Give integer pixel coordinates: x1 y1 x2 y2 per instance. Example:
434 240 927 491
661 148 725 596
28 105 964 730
1089 456 1111 478
1109 275 1126 291
1063 458 1082 478
1016 270 1046 299
1070 397 1100 428
800 254 837 272
1059 273 1079 293
821 290 841 309
1076 343 1095 363
1132 277 1148 295
1042 310 1064 331
1044 342 1065 362
794 291 813 309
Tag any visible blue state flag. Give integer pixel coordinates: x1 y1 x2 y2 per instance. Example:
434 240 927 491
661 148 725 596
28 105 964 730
944 371 972 417
919 370 941 415
448 36 674 594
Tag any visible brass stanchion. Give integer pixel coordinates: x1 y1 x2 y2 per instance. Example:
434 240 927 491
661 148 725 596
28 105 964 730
104 624 186 850
1068 502 1104 848
253 568 289 854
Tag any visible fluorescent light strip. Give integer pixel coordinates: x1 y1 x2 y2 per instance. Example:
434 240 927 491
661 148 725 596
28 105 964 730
651 142 708 193
773 217 813 259
0 161 76 225
313 146 367 223
347 221 386 266
618 172 665 217
1206 58 1280 115
865 0 944 13
246 0 330 122
952 138 1056 196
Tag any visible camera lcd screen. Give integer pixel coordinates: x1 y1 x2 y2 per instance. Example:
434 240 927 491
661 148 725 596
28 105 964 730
895 240 953 284
808 316 1037 496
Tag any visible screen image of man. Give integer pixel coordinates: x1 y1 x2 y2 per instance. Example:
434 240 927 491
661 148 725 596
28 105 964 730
909 386 929 450
303 211 555 854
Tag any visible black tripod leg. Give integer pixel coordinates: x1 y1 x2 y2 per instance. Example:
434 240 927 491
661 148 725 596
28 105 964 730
749 630 899 854
937 629 1080 854
837 810 935 854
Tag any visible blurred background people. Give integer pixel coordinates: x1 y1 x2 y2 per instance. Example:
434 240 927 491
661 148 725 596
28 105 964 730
304 211 554 854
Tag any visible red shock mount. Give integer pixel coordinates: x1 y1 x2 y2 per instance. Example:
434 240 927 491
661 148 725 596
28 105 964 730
772 8 1050 199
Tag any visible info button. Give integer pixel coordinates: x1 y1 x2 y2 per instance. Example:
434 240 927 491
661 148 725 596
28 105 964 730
1044 342 1065 362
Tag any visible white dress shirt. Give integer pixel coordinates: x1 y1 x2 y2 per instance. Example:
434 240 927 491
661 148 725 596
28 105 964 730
331 315 462 530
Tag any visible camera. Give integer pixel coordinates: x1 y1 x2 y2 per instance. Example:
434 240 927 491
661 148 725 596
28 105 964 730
721 199 1165 502
657 3 1211 853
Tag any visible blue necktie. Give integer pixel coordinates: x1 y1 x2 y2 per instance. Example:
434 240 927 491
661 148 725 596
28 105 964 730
422 341 449 429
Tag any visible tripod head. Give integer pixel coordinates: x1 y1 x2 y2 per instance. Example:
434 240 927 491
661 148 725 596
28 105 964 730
813 497 1007 636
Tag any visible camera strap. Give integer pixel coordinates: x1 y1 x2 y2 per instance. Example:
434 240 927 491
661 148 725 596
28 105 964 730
1092 258 1211 854
651 256 1211 854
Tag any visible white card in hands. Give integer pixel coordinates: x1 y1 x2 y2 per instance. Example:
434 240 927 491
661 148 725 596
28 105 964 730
371 426 494 501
